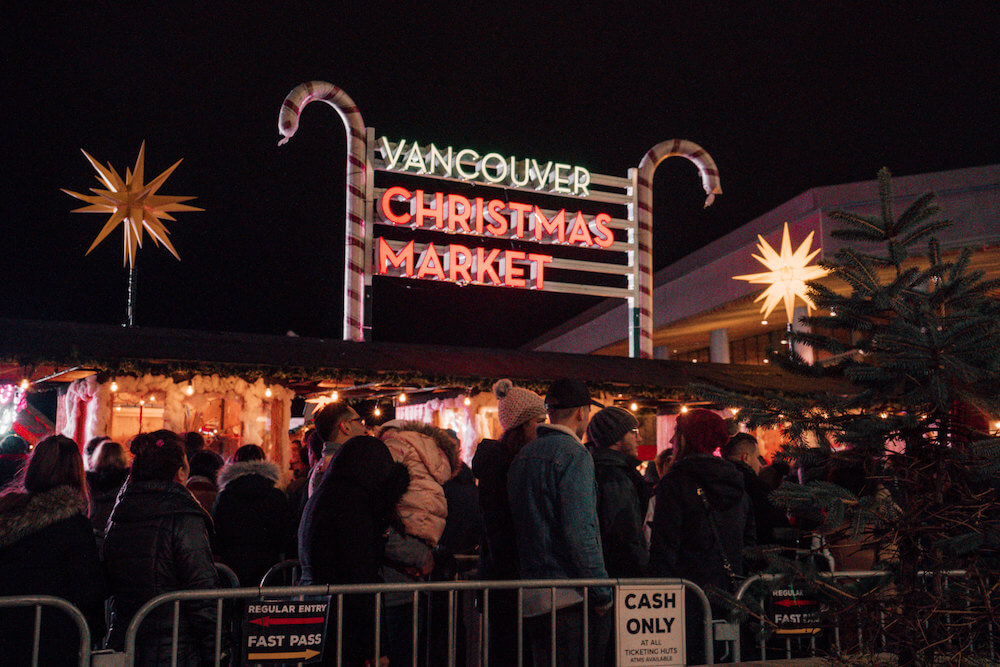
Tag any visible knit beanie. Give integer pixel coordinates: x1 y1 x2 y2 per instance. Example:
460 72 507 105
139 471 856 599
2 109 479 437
586 406 638 449
675 408 729 455
493 379 546 432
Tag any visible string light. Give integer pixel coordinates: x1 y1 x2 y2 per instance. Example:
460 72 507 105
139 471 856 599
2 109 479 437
761 320 768 326
680 405 689 414
110 381 118 392
398 393 407 403
265 387 273 398
331 391 339 402
373 405 382 417
463 396 471 406
19 378 30 390
185 384 194 396
139 399 145 406
630 402 638 411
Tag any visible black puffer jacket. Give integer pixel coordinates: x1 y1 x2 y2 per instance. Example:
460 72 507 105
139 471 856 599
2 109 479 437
471 439 520 580
0 486 107 665
103 479 219 665
212 460 291 587
592 446 651 577
648 454 755 592
299 436 409 666
86 466 129 546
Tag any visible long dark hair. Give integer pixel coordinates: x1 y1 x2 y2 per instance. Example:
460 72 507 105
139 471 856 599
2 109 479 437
499 420 534 462
7 435 89 504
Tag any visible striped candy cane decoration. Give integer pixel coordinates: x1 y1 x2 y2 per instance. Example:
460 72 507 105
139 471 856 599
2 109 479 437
634 140 721 358
278 81 367 343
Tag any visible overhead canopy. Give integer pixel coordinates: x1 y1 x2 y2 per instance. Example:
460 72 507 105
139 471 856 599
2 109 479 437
0 318 850 403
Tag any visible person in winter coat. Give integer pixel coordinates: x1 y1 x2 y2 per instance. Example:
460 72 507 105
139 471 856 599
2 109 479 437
186 449 224 514
0 435 107 666
723 433 790 549
472 380 548 665
86 439 129 547
103 430 220 665
588 406 650 578
298 435 410 666
212 444 291 586
381 421 460 667
649 409 755 665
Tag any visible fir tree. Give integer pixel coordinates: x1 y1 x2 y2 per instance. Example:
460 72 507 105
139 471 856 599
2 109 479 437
697 169 1000 664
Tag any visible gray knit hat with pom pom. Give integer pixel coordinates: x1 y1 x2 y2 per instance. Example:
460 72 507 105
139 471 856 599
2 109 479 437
493 379 547 432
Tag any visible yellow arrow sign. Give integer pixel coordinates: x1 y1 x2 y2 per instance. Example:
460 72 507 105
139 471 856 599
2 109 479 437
248 648 321 661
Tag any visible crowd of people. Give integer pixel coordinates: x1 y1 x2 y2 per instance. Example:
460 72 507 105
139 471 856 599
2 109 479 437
0 377 868 666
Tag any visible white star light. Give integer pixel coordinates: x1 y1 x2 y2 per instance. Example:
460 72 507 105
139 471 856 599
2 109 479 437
734 222 829 323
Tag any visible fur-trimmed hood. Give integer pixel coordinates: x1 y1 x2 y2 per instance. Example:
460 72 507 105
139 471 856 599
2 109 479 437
217 460 281 491
391 421 460 475
0 485 88 548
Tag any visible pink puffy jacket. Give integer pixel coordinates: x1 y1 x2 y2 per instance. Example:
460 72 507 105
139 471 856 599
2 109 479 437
382 422 459 547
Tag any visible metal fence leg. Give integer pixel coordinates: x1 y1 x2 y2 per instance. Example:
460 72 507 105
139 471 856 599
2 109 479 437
582 586 589 667
171 600 180 667
374 592 382 667
214 598 223 667
447 589 456 667
482 588 489 667
549 587 556 666
32 604 41 667
517 588 524 667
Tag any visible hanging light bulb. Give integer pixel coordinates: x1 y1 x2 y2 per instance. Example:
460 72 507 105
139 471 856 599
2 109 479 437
265 387 273 398
139 399 145 406
398 392 407 403
761 320 769 326
373 405 382 417
463 396 471 406
110 381 118 392
629 402 638 412
331 391 339 402
680 405 689 414
185 384 194 396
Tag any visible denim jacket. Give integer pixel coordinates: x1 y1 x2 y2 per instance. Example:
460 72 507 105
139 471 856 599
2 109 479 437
507 424 611 616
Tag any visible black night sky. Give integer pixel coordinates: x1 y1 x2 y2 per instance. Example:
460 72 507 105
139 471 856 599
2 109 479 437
4 3 998 349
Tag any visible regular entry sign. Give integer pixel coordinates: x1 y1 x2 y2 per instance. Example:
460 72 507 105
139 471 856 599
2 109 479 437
616 585 686 665
243 599 329 665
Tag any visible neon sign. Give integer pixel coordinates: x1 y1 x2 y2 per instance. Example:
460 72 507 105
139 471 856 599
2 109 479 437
379 138 591 196
278 81 722 358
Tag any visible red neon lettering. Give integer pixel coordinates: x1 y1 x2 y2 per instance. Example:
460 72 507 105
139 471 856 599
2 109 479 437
448 244 473 282
380 186 412 225
567 211 594 246
415 190 445 229
447 195 472 233
508 202 533 239
377 238 415 277
503 250 527 288
485 199 508 236
591 213 614 248
528 253 552 289
533 207 566 243
476 247 503 285
474 197 485 235
416 244 446 280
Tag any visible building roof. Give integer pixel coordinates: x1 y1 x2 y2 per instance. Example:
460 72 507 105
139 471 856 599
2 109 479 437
527 164 1000 357
0 318 849 401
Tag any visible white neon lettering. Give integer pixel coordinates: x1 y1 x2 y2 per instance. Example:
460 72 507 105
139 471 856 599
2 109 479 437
531 159 553 190
552 163 572 194
381 138 406 170
403 142 428 173
455 148 479 179
573 166 591 196
427 144 453 177
480 152 508 183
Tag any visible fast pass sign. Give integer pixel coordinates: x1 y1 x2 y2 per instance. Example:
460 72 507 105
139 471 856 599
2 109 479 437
243 599 329 664
278 81 721 358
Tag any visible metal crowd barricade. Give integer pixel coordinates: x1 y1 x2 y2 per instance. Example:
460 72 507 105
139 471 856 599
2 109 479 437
733 569 988 663
0 594 92 667
122 577 716 667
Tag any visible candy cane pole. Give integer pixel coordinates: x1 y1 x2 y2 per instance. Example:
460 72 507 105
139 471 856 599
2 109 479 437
278 81 367 342
633 140 721 358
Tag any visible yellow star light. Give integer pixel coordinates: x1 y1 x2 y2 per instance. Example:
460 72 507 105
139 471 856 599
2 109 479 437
734 222 829 323
62 142 201 267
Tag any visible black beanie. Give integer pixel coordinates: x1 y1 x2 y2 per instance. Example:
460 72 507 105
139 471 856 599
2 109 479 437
587 406 638 449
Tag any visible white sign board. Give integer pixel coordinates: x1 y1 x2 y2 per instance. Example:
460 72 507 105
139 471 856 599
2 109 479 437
615 585 686 666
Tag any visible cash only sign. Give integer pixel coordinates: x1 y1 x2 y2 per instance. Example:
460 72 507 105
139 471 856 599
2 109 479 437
616 585 686 665
277 81 721 358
